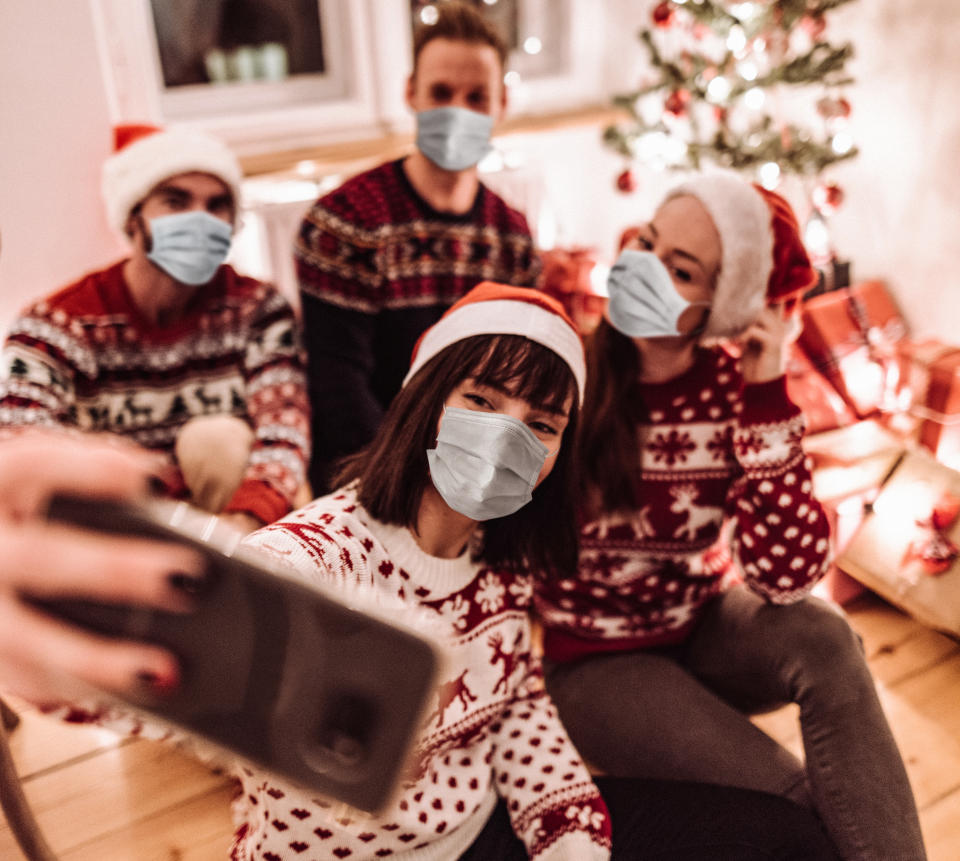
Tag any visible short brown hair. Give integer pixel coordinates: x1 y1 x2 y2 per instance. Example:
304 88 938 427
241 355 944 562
412 1 509 74
334 334 580 579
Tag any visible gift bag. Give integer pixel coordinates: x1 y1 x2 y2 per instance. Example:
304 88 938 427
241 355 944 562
836 449 960 636
798 281 909 418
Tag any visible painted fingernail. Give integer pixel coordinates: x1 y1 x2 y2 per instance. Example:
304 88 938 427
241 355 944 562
147 475 169 495
136 669 179 697
168 571 207 596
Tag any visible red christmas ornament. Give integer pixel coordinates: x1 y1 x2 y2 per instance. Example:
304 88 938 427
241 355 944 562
664 89 690 117
713 106 728 124
801 14 827 40
813 182 845 213
616 167 639 194
817 96 853 120
652 1 675 28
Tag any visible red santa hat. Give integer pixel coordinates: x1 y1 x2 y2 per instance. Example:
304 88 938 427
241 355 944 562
662 172 817 339
101 123 244 235
403 282 587 403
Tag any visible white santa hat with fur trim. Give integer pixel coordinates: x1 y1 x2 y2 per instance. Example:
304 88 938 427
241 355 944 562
101 123 243 236
661 172 817 339
403 281 587 404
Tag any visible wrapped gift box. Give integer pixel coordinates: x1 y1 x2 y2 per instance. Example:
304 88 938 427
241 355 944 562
803 419 906 500
814 491 873 606
903 344 960 472
798 281 909 418
836 450 960 636
804 419 907 605
785 346 855 435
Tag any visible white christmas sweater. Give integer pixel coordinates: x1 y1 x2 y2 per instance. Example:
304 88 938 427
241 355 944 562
232 487 612 861
536 347 832 662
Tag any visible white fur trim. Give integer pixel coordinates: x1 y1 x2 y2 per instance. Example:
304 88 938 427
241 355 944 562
403 299 586 403
101 128 243 236
665 173 773 338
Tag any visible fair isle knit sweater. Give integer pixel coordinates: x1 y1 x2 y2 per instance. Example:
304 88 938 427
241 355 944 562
294 158 540 492
238 487 611 861
536 348 832 663
0 261 309 524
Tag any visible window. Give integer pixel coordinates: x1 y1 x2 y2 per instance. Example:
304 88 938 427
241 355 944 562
92 0 607 155
92 0 379 153
150 1 327 90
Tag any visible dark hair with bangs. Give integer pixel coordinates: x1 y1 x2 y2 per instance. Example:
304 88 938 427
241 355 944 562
333 334 580 578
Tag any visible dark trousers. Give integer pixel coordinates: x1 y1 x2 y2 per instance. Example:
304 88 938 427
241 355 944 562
459 776 840 860
543 587 925 861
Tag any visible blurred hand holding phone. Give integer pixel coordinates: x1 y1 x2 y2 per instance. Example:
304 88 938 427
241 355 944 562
32 495 441 813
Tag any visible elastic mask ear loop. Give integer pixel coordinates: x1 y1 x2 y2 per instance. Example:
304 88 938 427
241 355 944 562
689 303 711 338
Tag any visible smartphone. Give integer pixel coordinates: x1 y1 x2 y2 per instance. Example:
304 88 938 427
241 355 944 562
33 494 441 814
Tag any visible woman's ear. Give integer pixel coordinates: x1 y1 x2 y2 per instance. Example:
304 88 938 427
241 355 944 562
405 74 416 112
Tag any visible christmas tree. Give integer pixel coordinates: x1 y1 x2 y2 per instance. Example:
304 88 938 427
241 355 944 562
605 0 859 226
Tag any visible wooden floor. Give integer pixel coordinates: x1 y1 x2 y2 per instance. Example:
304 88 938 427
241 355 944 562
2 591 959 860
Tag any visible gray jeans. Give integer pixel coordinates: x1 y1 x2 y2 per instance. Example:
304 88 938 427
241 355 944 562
543 586 926 861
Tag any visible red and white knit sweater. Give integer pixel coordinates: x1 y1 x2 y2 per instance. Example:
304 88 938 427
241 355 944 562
0 261 309 524
536 347 832 663
238 487 612 861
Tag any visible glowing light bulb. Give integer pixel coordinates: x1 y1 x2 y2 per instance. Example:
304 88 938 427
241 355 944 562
727 26 747 54
591 264 612 297
804 211 832 263
831 131 854 154
419 5 439 25
523 36 542 55
758 161 780 188
483 0 499 5
707 76 732 103
295 160 316 177
729 2 759 23
738 60 758 81
504 70 521 87
744 87 765 109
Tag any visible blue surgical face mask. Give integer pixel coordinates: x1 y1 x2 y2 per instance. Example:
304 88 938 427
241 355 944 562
607 249 709 338
416 106 493 172
427 407 553 521
146 210 233 286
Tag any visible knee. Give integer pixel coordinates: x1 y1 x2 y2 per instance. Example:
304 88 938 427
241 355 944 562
763 597 865 677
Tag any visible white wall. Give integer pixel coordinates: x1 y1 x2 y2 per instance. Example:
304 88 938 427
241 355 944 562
0 1 125 334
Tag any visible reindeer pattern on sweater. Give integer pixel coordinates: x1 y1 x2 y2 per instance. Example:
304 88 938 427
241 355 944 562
536 348 832 661
238 487 611 861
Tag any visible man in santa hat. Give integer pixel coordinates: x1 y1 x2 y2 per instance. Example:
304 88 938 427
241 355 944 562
0 124 310 533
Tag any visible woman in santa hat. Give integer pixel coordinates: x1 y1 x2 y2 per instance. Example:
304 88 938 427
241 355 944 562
534 174 926 861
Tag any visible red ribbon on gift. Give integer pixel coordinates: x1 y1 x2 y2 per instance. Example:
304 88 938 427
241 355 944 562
903 492 960 575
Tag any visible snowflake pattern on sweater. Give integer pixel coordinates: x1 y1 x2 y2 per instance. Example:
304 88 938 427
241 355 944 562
237 487 612 861
295 159 540 313
0 261 309 524
536 348 832 662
